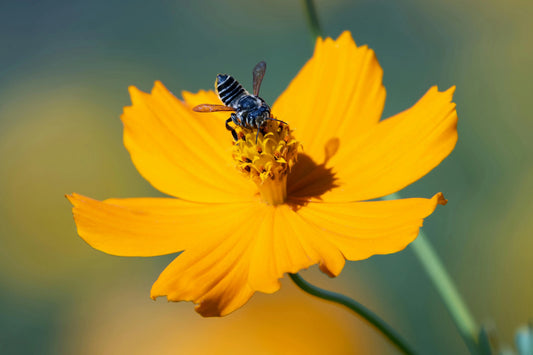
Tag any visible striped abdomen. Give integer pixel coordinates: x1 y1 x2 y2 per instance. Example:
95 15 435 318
216 74 247 108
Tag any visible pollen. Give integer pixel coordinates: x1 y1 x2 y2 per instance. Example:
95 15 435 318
232 120 300 205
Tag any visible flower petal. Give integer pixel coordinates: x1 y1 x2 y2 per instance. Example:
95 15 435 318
324 86 458 202
297 193 447 260
248 205 345 294
122 82 256 203
67 193 254 257
150 203 265 317
272 31 386 163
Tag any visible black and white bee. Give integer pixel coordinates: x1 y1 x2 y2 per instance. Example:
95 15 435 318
193 61 286 142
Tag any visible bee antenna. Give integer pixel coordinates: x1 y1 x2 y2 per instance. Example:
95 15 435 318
268 118 288 125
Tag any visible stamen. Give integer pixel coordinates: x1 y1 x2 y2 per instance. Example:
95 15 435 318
232 120 300 205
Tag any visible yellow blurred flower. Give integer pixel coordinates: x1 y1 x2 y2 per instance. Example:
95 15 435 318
67 31 457 317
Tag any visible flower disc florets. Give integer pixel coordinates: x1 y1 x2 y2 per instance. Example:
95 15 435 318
232 120 300 205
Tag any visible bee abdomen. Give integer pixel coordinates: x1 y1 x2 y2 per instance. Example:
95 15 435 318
216 74 247 107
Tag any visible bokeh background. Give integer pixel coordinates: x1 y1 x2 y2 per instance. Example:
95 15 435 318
1 0 531 354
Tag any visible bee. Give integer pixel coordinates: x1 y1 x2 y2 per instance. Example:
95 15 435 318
193 61 286 142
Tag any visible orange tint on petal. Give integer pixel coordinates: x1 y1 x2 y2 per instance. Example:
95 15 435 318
325 86 458 202
150 203 265 317
297 193 447 260
67 193 254 257
272 31 385 163
122 82 256 203
248 205 345 294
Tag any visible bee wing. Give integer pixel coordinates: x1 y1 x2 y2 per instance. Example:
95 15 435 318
192 104 236 112
252 61 266 96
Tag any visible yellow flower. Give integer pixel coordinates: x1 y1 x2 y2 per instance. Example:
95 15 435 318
67 31 457 317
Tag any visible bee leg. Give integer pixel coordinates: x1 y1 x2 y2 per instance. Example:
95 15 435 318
255 128 260 143
231 129 238 141
226 117 238 141
225 116 233 132
231 113 241 126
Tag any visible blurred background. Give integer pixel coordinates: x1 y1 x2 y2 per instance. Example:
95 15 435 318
0 0 531 353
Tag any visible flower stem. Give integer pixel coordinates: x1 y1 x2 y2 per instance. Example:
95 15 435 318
412 231 479 353
300 0 323 41
387 193 479 354
289 273 418 355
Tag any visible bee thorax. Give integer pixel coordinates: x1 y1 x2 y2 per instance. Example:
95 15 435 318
234 96 271 129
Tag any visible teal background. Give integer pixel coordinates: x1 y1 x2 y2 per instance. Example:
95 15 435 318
0 0 531 353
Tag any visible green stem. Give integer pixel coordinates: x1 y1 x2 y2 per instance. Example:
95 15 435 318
301 0 323 40
412 232 479 353
289 273 418 355
387 193 479 354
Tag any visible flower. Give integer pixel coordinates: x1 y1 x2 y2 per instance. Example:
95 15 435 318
67 31 457 317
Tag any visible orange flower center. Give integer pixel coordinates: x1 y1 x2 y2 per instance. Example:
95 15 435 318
232 121 300 205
